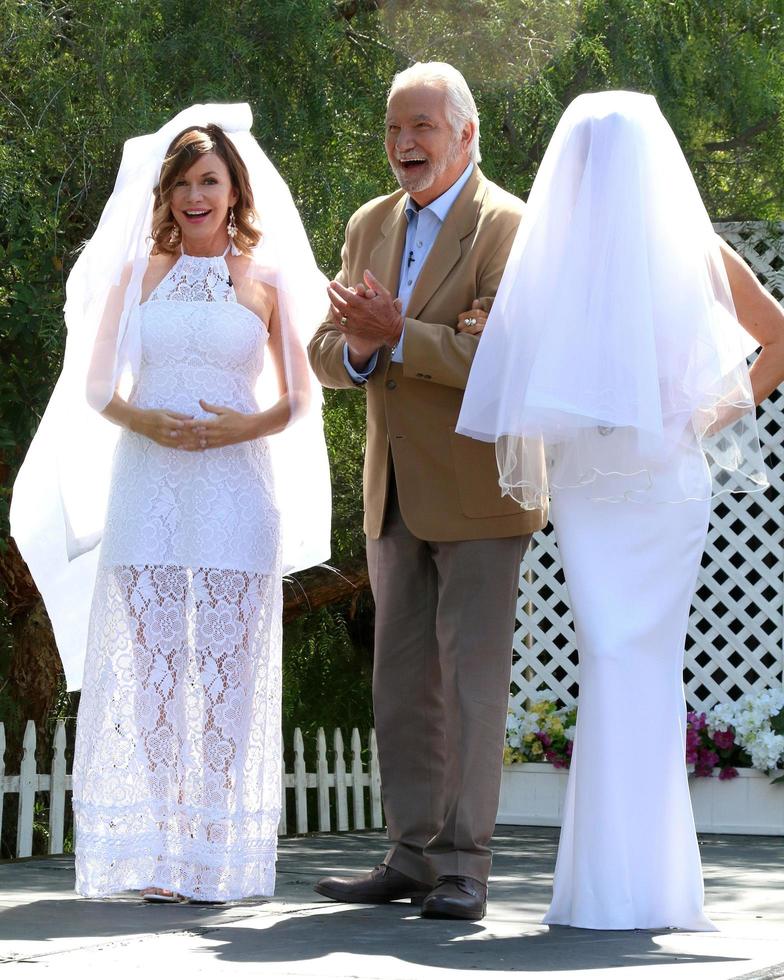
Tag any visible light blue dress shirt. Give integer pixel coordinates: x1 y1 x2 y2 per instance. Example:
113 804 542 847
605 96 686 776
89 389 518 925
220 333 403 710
343 163 475 383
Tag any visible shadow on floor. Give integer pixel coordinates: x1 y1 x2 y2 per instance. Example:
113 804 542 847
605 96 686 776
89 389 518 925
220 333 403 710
1 897 747 974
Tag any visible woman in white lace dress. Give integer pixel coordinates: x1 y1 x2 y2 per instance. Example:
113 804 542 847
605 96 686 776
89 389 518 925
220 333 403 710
11 105 330 902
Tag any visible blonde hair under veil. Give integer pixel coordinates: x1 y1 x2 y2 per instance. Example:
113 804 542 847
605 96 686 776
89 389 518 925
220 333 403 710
11 104 331 689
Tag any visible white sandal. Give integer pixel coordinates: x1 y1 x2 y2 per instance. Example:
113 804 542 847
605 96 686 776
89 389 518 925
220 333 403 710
141 887 183 903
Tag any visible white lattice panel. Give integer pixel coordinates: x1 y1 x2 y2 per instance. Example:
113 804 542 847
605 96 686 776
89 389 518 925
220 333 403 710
511 222 784 714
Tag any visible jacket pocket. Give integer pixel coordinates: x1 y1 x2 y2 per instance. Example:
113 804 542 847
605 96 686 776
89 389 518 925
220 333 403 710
448 427 526 519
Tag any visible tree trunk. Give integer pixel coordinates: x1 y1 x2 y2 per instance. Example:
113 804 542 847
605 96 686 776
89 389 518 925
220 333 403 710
0 539 63 746
283 557 370 623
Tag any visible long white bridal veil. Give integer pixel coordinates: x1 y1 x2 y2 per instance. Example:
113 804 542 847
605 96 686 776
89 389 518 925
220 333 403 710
457 91 767 508
11 104 331 689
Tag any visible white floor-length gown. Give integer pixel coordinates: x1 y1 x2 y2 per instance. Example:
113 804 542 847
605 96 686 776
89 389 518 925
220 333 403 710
72 250 283 901
457 92 767 930
543 452 715 930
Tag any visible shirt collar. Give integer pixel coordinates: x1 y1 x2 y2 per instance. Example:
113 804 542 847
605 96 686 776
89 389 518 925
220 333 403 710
405 162 474 224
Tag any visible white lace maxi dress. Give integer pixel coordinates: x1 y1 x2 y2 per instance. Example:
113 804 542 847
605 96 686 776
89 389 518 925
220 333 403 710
72 252 282 900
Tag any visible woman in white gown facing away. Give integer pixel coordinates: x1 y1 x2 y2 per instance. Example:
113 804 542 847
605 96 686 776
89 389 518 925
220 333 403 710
11 105 330 902
457 91 784 930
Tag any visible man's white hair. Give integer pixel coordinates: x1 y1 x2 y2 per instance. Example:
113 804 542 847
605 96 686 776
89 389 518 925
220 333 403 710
388 62 481 164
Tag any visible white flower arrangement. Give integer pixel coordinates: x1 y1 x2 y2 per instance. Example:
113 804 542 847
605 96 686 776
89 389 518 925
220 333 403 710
707 688 784 776
507 688 784 781
505 702 577 767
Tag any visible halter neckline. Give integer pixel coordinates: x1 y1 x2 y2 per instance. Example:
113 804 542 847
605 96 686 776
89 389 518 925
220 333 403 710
179 243 231 259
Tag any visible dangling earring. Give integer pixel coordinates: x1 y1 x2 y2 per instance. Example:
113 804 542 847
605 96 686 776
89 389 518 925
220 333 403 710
227 206 241 255
168 222 180 246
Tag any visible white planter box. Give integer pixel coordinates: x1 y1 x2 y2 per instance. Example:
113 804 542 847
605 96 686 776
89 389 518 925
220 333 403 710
688 767 784 835
498 764 784 836
497 763 570 827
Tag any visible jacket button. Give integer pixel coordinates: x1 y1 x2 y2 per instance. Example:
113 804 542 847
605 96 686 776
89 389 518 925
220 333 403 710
386 379 397 390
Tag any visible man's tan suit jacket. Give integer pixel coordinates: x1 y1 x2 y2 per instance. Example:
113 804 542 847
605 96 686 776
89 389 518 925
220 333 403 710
308 166 547 541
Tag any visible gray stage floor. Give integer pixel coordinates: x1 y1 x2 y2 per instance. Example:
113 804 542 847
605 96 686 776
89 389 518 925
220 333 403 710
1 826 782 978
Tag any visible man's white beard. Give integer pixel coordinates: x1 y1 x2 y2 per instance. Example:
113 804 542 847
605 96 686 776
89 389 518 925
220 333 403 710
391 136 463 194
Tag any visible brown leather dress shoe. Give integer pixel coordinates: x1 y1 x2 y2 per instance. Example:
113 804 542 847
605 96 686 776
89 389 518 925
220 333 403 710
420 875 487 920
314 863 432 904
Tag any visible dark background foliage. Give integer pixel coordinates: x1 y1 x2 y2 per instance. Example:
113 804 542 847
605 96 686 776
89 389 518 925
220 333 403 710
1 0 782 793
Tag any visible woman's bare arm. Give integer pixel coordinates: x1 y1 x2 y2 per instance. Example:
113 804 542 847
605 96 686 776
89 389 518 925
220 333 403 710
720 239 784 405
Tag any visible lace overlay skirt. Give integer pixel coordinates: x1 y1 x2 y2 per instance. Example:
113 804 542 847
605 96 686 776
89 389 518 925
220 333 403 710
73 561 282 899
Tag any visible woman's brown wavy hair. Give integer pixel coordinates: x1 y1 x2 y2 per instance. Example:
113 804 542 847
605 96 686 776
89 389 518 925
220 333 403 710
151 124 260 255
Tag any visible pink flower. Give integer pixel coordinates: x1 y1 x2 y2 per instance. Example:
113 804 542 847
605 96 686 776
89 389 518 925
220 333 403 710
712 728 735 750
685 727 701 764
694 748 719 777
687 711 707 732
718 766 739 781
537 731 552 748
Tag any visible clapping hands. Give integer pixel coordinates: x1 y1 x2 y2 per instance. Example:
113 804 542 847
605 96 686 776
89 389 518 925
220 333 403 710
328 270 404 369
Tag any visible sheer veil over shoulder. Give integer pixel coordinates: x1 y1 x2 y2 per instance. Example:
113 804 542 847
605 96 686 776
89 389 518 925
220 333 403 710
11 103 331 691
457 91 766 508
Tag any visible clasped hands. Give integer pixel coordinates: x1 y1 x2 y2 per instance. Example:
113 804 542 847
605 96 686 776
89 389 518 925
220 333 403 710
133 400 261 451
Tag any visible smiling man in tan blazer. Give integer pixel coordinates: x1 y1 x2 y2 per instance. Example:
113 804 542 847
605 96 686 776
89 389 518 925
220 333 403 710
308 62 546 921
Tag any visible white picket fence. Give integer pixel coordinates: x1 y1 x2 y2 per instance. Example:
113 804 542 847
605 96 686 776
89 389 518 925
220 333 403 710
0 719 69 858
0 720 383 859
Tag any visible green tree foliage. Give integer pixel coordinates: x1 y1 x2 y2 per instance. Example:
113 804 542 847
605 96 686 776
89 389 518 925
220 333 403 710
1 0 782 739
375 0 784 213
